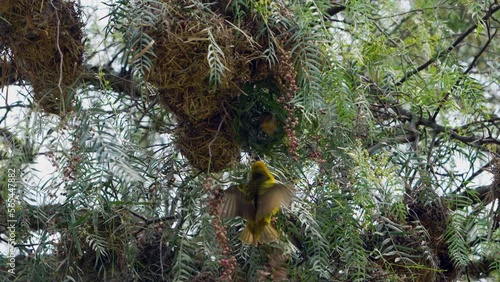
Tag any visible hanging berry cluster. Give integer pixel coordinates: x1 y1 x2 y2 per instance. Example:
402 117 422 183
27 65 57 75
275 46 300 160
64 136 82 181
309 135 327 164
204 179 237 281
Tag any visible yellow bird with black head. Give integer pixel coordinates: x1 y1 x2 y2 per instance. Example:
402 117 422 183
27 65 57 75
221 161 295 245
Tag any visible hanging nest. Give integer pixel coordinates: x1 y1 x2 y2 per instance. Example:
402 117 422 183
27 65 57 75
146 2 255 122
133 0 301 171
136 226 174 280
158 87 234 123
143 0 273 120
148 15 235 90
0 0 84 115
406 195 456 280
175 117 240 173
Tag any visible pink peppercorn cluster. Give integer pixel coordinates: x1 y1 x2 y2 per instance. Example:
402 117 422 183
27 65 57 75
204 179 237 281
275 47 300 160
309 136 327 164
63 139 81 180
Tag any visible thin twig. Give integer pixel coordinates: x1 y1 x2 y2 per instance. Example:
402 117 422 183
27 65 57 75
455 159 494 193
394 3 500 88
207 105 228 174
431 27 498 121
49 0 64 99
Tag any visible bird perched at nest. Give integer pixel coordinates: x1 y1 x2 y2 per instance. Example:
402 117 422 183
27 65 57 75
221 160 295 245
258 112 280 137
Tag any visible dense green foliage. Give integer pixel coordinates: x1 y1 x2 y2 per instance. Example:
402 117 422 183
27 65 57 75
1 0 499 281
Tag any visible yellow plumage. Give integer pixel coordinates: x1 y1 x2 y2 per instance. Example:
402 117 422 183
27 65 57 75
221 161 294 245
259 112 279 136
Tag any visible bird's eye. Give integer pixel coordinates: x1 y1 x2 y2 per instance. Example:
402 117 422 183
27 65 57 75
253 172 264 179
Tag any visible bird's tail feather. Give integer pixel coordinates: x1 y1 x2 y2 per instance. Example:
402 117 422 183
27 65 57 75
240 225 255 245
258 224 279 244
240 221 280 246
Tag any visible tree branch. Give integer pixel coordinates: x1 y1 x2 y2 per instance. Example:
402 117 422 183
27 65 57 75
369 112 500 155
394 3 500 88
368 133 417 155
419 117 500 147
82 66 141 98
128 209 178 225
0 59 19 87
431 25 499 121
455 160 495 193
448 184 496 211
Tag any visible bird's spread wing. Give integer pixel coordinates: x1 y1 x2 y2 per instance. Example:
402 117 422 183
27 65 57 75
255 183 295 222
220 185 255 220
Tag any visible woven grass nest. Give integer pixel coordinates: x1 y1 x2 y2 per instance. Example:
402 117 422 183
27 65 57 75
147 2 266 121
142 0 292 172
0 0 84 115
175 117 240 173
144 0 269 172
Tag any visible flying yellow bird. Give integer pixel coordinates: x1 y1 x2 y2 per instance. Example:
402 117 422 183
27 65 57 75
221 161 295 245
